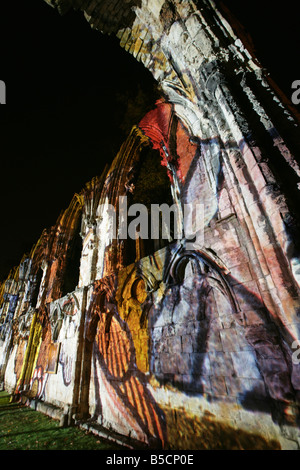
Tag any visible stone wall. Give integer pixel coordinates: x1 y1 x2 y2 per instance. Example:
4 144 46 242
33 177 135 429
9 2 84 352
0 0 300 450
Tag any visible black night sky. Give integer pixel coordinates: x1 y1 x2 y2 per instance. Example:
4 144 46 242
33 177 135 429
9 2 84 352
0 0 299 281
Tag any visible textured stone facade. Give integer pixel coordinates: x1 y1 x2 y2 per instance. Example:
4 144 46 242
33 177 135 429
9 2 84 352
1 0 300 449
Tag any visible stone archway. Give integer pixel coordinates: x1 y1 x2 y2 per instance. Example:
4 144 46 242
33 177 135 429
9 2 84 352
14 0 300 447
43 0 300 322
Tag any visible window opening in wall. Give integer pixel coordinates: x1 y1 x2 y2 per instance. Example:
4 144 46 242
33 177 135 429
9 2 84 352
61 222 82 297
124 145 174 265
31 268 43 308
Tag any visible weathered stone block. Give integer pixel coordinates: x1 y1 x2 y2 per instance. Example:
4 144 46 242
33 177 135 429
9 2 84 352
172 298 193 324
181 334 193 353
233 281 264 311
209 351 235 377
186 43 204 69
230 351 261 380
243 309 268 326
185 14 203 38
159 353 177 375
192 327 210 353
167 335 182 355
182 374 211 394
192 352 211 376
229 263 253 285
220 328 242 352
219 313 236 329
206 329 223 352
193 29 213 57
177 353 193 375
210 375 228 397
225 376 267 399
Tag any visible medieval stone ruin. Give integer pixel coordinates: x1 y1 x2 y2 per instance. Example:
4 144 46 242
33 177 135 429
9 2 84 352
1 0 300 449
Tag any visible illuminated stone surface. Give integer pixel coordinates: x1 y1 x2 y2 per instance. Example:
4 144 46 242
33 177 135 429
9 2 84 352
0 0 300 449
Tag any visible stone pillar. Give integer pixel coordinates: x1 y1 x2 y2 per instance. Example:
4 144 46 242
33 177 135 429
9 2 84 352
199 59 300 337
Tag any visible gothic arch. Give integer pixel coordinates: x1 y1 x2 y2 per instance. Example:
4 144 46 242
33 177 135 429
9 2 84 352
164 247 237 309
7 0 299 447
44 0 300 314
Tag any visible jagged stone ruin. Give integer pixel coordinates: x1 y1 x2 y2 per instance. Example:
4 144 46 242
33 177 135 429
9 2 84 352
1 0 300 450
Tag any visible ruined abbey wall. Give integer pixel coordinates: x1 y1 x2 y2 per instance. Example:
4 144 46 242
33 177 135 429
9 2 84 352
1 0 300 449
